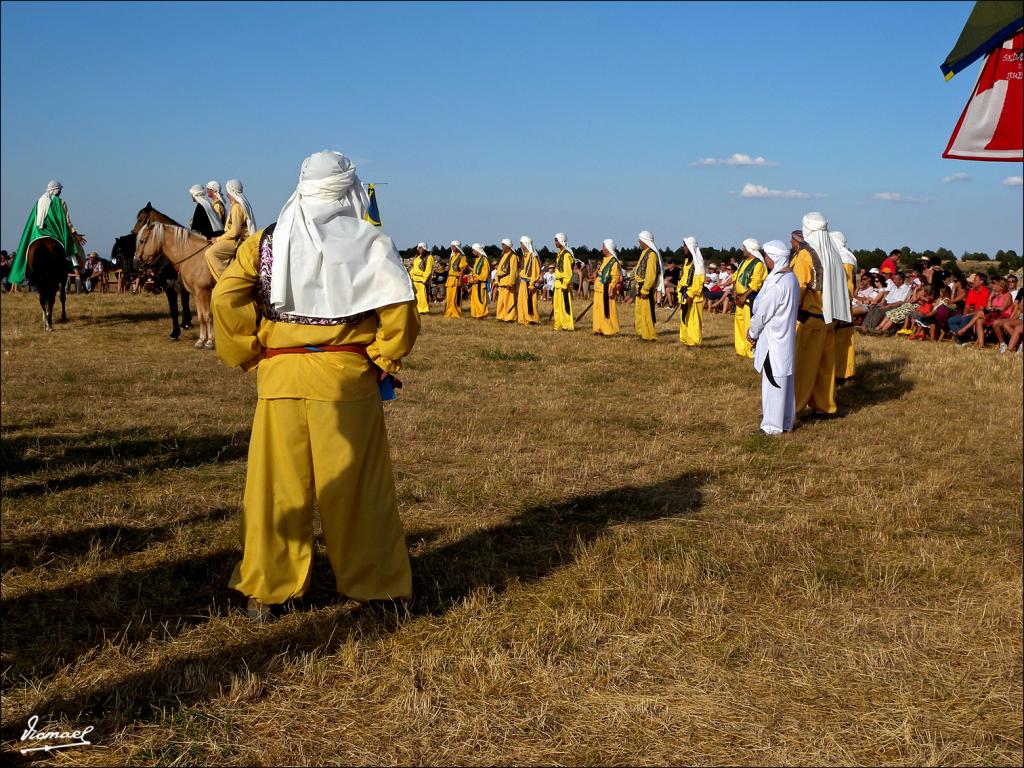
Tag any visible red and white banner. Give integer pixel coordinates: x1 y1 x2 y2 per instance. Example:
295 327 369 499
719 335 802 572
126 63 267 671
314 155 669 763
943 30 1023 161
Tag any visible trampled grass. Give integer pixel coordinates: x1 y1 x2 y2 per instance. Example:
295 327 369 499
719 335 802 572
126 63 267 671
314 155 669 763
1 290 1021 766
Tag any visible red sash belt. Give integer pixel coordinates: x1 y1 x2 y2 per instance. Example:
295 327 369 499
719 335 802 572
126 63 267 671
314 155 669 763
265 345 370 360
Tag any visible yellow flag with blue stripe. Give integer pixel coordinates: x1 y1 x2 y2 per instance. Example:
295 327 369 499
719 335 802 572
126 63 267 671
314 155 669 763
364 183 382 227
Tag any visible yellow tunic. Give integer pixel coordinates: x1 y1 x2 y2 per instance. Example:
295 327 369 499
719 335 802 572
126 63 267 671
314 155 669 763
211 229 419 604
207 201 249 280
835 262 856 380
517 249 541 325
444 251 467 318
469 253 490 319
212 199 227 226
409 253 434 314
733 256 767 358
495 249 519 321
634 248 658 341
792 246 836 414
593 254 621 336
553 249 575 331
679 263 704 346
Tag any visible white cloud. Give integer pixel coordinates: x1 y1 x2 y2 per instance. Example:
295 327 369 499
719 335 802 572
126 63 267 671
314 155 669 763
1003 176 1023 186
740 182 812 199
693 153 779 167
943 172 971 183
872 192 931 203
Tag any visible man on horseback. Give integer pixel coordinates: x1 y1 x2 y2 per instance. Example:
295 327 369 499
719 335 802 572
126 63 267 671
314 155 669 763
9 180 86 286
188 184 225 239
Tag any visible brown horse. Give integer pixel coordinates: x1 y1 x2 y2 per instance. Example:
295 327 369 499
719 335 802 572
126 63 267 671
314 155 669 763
25 238 75 331
129 203 195 341
135 223 216 348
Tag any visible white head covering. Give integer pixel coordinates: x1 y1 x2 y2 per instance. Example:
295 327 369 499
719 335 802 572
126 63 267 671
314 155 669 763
205 180 227 210
500 238 513 249
225 179 256 234
761 239 791 275
520 236 536 256
416 242 427 251
682 236 705 275
189 184 223 231
802 212 852 323
268 150 413 319
472 243 487 256
554 232 574 258
602 238 618 258
35 180 62 228
742 237 764 262
637 231 665 292
450 240 462 251
830 230 858 268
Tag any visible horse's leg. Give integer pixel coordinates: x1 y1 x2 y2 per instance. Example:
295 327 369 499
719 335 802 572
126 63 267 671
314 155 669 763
194 289 207 348
180 287 192 329
40 280 54 332
58 277 68 322
166 285 181 340
203 288 216 349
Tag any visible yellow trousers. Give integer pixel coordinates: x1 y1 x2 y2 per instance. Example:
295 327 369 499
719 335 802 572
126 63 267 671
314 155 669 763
794 319 836 414
206 239 240 281
635 292 655 340
444 285 462 318
553 287 574 331
413 281 429 314
593 284 619 335
496 286 517 321
679 299 703 346
734 303 753 358
230 397 412 604
835 325 855 380
470 282 489 318
517 282 539 325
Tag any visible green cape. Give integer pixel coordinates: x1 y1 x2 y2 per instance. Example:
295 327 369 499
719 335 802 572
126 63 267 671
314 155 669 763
10 197 78 285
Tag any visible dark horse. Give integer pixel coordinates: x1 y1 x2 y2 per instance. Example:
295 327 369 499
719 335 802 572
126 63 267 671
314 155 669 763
125 203 193 340
25 238 75 331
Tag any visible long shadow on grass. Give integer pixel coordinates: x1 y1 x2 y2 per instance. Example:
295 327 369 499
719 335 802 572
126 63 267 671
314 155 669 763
1 429 250 498
2 472 705 746
836 352 912 416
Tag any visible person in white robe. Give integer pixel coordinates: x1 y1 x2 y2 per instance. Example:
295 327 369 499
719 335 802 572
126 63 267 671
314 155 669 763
748 239 800 435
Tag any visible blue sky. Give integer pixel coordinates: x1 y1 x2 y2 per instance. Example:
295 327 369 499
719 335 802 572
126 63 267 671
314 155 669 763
2 1 1022 257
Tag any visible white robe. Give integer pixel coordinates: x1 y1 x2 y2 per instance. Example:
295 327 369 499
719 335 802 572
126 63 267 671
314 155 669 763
750 270 799 377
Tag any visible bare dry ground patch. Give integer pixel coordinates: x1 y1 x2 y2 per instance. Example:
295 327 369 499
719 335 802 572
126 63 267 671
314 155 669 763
1 291 1021 766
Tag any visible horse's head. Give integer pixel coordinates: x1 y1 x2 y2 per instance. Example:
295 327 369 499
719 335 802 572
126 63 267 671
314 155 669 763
134 223 163 269
132 202 155 234
111 233 138 273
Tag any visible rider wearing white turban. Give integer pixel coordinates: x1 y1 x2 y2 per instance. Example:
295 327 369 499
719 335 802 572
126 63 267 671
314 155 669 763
748 239 800 435
189 184 224 237
444 240 468 318
210 149 420 618
207 178 256 281
206 181 227 221
594 238 623 336
226 179 257 236
734 237 769 358
495 238 519 322
517 236 542 325
679 236 706 346
11 180 85 287
409 242 434 314
634 231 663 341
35 180 62 229
552 233 575 330
791 212 850 416
830 230 858 382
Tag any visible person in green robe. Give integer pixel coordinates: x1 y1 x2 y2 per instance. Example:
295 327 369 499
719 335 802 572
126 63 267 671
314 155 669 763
10 181 86 285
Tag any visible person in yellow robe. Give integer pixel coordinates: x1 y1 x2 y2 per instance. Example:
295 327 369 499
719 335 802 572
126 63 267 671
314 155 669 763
791 212 853 416
409 242 434 314
210 150 418 620
830 230 857 383
517 236 542 325
733 238 768 358
552 233 575 331
206 179 256 280
593 238 622 336
444 240 467 318
469 243 490 319
634 230 662 341
679 236 705 346
495 238 519 322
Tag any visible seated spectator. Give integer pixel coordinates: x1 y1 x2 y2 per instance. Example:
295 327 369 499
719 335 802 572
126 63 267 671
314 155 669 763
992 293 1023 353
947 273 990 340
663 260 679 308
851 273 878 320
0 250 12 292
1007 273 1019 301
83 252 105 293
703 262 723 306
912 286 955 340
878 284 930 335
949 275 969 313
953 277 1011 348
862 271 912 331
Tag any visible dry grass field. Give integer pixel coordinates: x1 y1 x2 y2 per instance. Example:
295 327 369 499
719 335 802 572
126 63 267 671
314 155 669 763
1 289 1021 766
